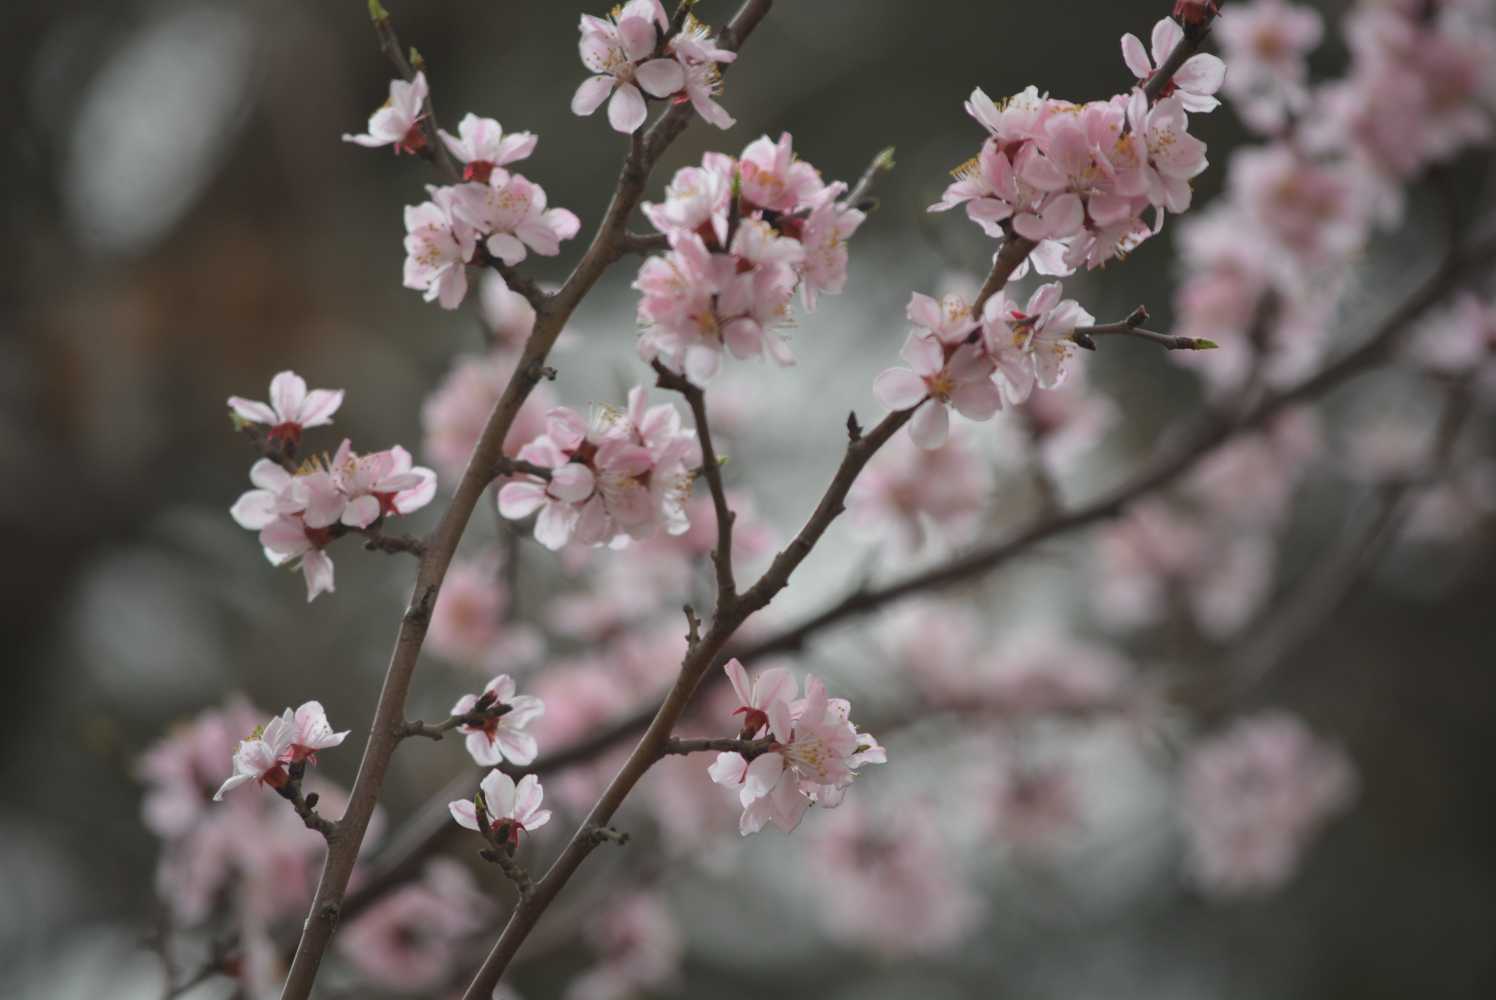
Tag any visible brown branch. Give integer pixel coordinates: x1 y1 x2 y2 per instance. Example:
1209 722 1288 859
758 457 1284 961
368 2 458 179
358 527 426 557
654 362 737 602
280 4 779 997
1071 307 1217 352
277 763 336 840
493 456 554 481
663 735 772 757
1143 3 1224 103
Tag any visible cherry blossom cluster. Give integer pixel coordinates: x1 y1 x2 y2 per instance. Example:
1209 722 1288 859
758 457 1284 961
137 699 365 994
932 17 1222 276
498 386 702 550
1180 711 1356 896
634 132 868 383
344 76 582 310
572 0 737 133
214 701 349 801
1174 0 1496 396
707 659 886 836
228 371 435 601
874 284 1094 448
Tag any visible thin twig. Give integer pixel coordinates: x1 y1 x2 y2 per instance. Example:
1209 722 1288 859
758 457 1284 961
281 4 780 996
655 362 737 601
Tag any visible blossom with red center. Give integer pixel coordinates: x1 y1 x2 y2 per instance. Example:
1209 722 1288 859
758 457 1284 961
449 770 551 847
228 371 343 448
342 72 430 154
437 112 537 186
451 674 546 767
709 672 885 836
1122 17 1226 112
723 658 794 739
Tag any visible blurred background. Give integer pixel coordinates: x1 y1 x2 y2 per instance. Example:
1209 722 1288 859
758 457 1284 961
4 0 1496 997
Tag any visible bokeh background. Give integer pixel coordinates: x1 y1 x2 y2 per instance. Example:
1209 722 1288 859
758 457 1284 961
4 0 1495 997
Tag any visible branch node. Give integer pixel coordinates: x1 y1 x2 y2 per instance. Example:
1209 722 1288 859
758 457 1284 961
846 411 863 442
585 824 631 847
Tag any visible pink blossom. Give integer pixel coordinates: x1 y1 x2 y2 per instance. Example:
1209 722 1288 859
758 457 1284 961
227 370 343 447
342 72 429 154
328 439 436 529
566 891 683 1000
798 183 866 308
403 186 477 310
426 557 541 667
449 770 552 846
981 281 1095 401
212 712 294 800
138 697 264 839
258 514 337 602
1121 17 1226 113
478 271 538 349
1181 711 1356 896
641 153 736 244
453 173 582 266
994 760 1083 852
287 701 349 763
338 860 487 994
451 674 546 767
438 112 537 185
709 673 885 835
723 657 795 738
571 1 684 134
1229 145 1368 273
1215 0 1323 132
498 393 700 550
737 132 825 213
851 428 993 549
669 14 738 130
809 802 984 956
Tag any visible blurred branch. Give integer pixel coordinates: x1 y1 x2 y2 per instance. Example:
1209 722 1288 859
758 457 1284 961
1209 372 1479 708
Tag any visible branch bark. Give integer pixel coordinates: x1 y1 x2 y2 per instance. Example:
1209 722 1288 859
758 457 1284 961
278 4 777 996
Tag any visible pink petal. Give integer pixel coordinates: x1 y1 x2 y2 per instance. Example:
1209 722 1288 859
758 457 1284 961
636 58 685 98
298 389 343 427
909 399 950 449
1151 17 1183 65
608 83 648 134
227 397 276 425
498 480 548 519
571 75 615 117
534 500 579 550
1121 33 1152 79
1175 54 1226 96
873 367 928 411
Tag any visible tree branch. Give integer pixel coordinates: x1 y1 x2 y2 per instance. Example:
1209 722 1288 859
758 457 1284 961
654 362 737 602
281 4 779 997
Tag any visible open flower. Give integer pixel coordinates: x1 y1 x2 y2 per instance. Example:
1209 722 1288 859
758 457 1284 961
343 72 429 154
709 673 885 836
452 675 546 767
723 658 795 738
874 332 1002 449
228 372 343 447
1122 17 1226 112
404 186 477 310
449 771 552 846
329 439 437 529
213 713 295 800
571 1 684 134
437 113 537 185
287 701 350 763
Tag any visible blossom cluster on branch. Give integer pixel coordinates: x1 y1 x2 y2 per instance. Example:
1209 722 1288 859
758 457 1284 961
128 1 1496 997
